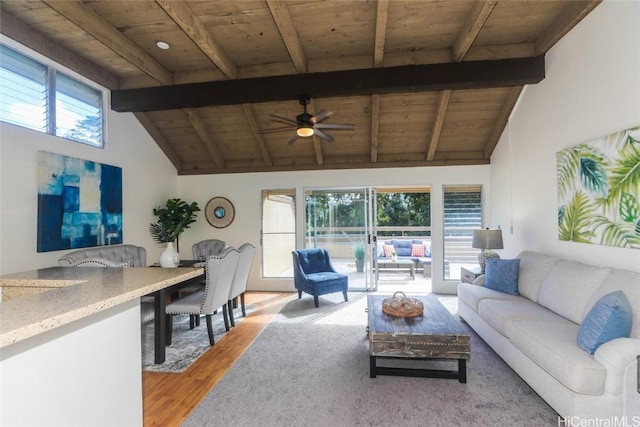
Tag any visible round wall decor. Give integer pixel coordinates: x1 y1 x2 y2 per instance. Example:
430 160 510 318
205 197 235 228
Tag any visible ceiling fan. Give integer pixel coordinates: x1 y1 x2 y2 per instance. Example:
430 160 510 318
262 95 355 144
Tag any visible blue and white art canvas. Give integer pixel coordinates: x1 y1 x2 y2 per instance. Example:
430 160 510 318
37 151 123 252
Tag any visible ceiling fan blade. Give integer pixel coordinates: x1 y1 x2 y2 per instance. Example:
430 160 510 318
259 126 295 134
269 114 298 125
310 110 332 124
287 133 299 144
313 128 334 142
314 123 355 130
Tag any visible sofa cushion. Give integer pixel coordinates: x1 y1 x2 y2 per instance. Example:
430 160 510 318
516 251 559 302
411 244 425 257
479 298 572 338
537 260 611 324
509 320 607 395
457 282 521 313
587 269 640 339
578 291 633 355
382 245 394 257
484 258 520 295
391 240 412 256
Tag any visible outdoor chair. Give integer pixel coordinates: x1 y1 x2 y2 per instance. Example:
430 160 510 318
292 248 348 308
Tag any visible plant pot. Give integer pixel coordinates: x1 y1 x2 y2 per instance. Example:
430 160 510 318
391 255 397 262
355 259 365 273
160 242 180 268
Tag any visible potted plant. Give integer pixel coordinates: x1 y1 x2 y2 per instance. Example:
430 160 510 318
149 198 200 267
354 243 366 273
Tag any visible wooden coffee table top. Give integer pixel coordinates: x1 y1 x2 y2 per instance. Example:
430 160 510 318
367 294 470 360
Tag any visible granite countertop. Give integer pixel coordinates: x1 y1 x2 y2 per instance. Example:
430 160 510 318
0 266 204 348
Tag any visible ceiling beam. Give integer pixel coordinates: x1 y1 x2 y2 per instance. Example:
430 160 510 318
535 1 601 55
266 0 307 73
426 90 451 161
0 11 119 90
370 94 381 162
42 0 173 85
373 0 390 67
112 56 545 112
452 1 497 62
156 0 237 79
183 108 225 169
241 104 273 167
178 157 489 176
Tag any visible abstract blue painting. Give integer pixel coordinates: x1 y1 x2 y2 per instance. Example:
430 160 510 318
37 151 123 252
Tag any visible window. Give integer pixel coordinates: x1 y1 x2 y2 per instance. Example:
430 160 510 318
443 185 482 280
0 44 105 147
261 190 296 278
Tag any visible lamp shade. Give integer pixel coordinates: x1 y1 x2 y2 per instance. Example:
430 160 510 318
472 228 504 250
296 126 314 137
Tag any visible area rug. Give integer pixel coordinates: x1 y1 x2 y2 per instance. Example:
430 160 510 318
183 293 559 426
141 305 255 373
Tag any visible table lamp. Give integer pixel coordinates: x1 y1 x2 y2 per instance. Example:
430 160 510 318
472 228 504 271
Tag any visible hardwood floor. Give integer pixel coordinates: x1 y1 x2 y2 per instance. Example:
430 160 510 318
143 291 293 427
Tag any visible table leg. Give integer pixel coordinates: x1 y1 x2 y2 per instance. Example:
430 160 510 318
153 289 167 364
410 264 415 280
458 359 467 383
369 356 377 378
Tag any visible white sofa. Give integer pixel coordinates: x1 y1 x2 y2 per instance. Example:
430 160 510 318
458 251 640 422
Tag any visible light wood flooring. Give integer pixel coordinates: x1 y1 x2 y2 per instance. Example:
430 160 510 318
143 291 294 427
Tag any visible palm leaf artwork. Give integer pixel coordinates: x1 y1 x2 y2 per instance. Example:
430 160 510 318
556 144 605 200
557 125 640 249
558 191 594 243
591 215 640 248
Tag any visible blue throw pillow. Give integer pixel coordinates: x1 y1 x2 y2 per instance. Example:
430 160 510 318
484 258 520 295
577 291 632 355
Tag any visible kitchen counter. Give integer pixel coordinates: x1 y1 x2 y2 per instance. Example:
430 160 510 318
0 266 203 348
0 265 204 426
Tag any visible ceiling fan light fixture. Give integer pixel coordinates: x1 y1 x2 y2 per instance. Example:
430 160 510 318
296 126 314 137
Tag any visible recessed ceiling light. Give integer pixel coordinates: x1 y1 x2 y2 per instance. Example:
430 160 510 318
156 41 170 50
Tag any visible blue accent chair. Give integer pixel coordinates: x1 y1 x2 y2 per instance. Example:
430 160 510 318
292 248 348 308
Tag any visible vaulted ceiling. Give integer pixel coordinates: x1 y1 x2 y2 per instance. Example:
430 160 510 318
0 1 601 175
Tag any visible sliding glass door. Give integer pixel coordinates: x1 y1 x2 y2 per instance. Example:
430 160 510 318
305 188 377 291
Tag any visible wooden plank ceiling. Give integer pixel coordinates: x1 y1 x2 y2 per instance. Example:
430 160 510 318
0 0 601 175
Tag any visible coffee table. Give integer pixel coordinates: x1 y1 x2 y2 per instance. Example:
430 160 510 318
367 294 470 382
376 259 415 280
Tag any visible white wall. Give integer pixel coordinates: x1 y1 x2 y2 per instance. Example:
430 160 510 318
0 109 178 275
490 1 640 272
177 165 490 292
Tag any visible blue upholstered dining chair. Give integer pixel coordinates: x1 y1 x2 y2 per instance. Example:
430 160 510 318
292 248 348 308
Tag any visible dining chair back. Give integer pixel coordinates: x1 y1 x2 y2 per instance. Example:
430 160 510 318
227 242 256 325
192 239 227 261
165 246 240 346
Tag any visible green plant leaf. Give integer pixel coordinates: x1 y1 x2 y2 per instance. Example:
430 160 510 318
150 198 200 244
556 144 604 200
591 215 640 248
558 191 594 243
580 157 608 197
619 192 640 223
606 144 640 208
